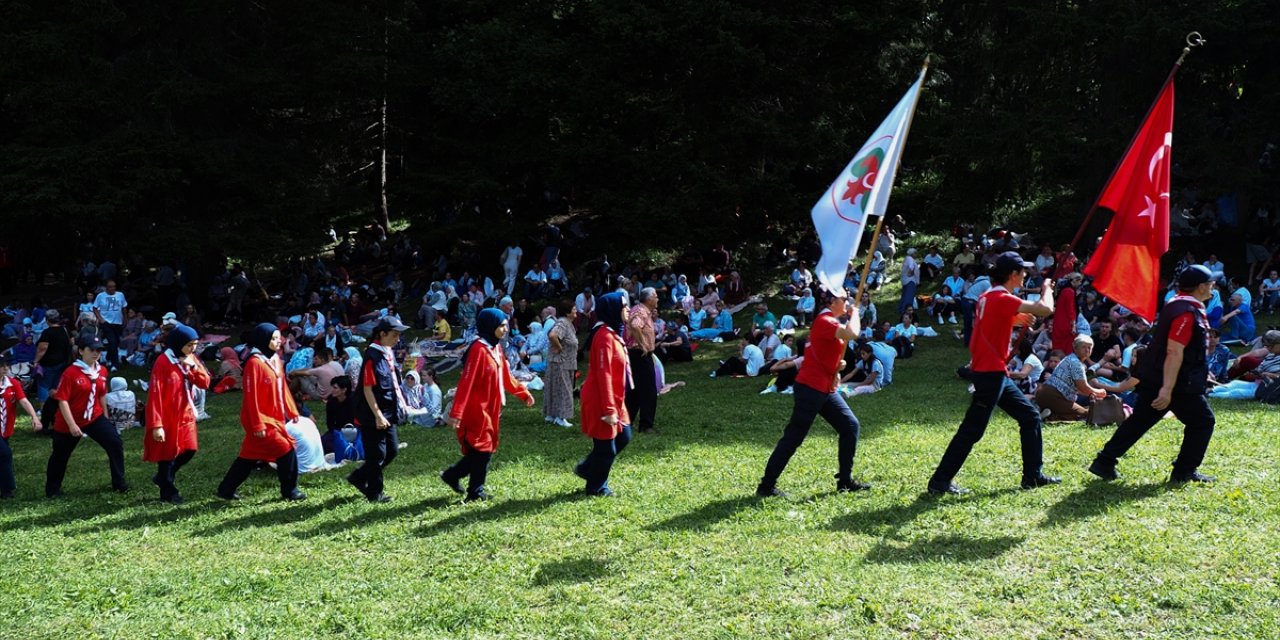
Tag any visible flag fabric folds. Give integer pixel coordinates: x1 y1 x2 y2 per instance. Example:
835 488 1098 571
1083 80 1176 322
810 69 926 298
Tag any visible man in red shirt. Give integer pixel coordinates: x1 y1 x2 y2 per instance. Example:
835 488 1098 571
1090 265 1217 483
757 286 870 497
929 252 1057 495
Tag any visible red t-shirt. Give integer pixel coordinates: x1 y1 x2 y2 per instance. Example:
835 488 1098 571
52 365 107 433
1 377 27 439
970 287 1025 372
1168 313 1196 346
795 311 844 393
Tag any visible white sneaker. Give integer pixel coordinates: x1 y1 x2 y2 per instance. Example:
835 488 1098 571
967 384 975 394
544 416 555 423
780 387 794 395
554 418 573 428
760 385 777 395
949 316 958 324
709 372 717 378
712 337 724 343
398 442 409 450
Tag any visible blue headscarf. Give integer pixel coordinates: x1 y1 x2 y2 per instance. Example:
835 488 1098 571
249 322 279 356
165 322 199 355
476 308 507 345
595 292 626 334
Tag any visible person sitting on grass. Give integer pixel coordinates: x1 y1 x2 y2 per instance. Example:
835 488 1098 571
656 322 693 363
887 312 918 359
1219 292 1256 344
750 303 776 336
795 287 815 327
690 300 736 341
759 337 803 395
931 284 959 325
1206 329 1233 383
1007 340 1044 395
686 297 708 332
1034 335 1107 421
839 344 884 397
710 334 768 378
1209 330 1280 400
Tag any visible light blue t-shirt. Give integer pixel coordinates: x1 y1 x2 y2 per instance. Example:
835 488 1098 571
744 344 766 377
856 357 886 389
773 343 793 361
869 341 896 385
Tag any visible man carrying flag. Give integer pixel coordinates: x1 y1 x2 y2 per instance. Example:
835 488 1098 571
756 67 925 497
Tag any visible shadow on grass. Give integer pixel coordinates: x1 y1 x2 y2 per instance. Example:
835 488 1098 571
293 495 456 539
69 500 208 534
1038 480 1167 529
827 491 1007 536
532 556 613 586
195 495 347 537
865 534 1025 564
414 490 585 538
646 496 764 532
0 496 125 531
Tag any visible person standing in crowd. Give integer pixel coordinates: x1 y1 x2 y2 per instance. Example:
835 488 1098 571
217 324 306 501
1090 265 1218 483
441 309 534 502
928 252 1058 495
1051 272 1083 353
544 300 579 428
92 280 127 371
143 323 210 504
625 287 659 434
756 286 870 498
574 292 632 497
1 354 43 498
500 242 523 295
34 309 72 406
45 336 128 497
347 317 410 503
899 248 921 315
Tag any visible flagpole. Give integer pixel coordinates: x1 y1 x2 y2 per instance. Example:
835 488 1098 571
1067 32 1205 252
854 56 931 305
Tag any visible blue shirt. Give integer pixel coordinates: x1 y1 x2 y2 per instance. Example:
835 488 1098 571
868 341 896 385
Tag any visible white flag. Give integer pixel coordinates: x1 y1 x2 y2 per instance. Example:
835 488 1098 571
811 69 926 297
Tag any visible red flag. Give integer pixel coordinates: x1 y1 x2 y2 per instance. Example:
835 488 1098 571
1084 80 1175 322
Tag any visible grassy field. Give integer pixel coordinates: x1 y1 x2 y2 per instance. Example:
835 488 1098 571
1 299 1278 639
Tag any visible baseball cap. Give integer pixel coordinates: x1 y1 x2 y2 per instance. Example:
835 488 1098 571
374 317 410 334
76 335 105 351
1177 264 1213 289
994 251 1035 272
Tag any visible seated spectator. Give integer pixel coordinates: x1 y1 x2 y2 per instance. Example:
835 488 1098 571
671 275 692 310
8 331 36 364
865 251 887 290
119 309 144 355
180 304 203 337
757 322 781 359
686 297 709 331
921 246 945 280
105 377 139 430
1030 317 1054 361
301 310 325 340
1219 292 1256 344
750 303 777 336
931 284 958 325
1210 330 1280 400
656 322 693 363
723 270 749 306
867 327 897 386
690 301 737 341
213 346 243 393
1041 349 1065 385
1034 335 1107 421
524 265 549 298
698 283 722 317
788 261 813 295
287 346 342 401
1090 319 1124 377
521 322 550 372
420 367 445 426
575 286 596 330
839 344 884 396
1202 254 1226 282
1007 340 1044 395
887 312 918 358
318 323 345 354
1207 329 1233 383
710 334 767 378
795 287 815 326
1034 244 1056 274
547 259 569 295
857 292 878 336
1259 270 1280 313
760 338 805 395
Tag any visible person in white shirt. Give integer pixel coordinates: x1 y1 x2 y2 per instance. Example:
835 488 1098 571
301 310 325 339
1034 245 1056 274
524 266 549 299
789 261 813 294
93 280 128 370
1202 254 1226 282
500 243 523 294
921 246 946 280
795 287 816 326
711 334 767 377
899 248 921 315
757 323 781 360
1260 270 1280 313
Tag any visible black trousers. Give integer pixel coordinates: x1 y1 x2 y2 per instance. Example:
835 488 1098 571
930 372 1044 486
625 349 657 431
46 416 127 496
218 449 299 498
759 383 860 489
350 423 399 497
442 446 493 497
154 450 196 499
1095 386 1215 476
580 425 633 494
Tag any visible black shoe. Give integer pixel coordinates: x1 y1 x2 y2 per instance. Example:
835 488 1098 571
1087 460 1119 481
463 490 491 503
162 494 185 505
439 470 464 495
151 474 161 487
755 485 787 498
639 427 659 435
836 479 872 493
283 490 307 501
927 483 970 496
588 487 616 498
368 493 393 503
1021 474 1062 490
345 472 368 493
113 484 130 493
573 462 588 481
46 490 64 499
1171 471 1216 484
216 490 242 501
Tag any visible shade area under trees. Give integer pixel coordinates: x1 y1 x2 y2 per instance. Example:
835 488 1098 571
2 1 1276 288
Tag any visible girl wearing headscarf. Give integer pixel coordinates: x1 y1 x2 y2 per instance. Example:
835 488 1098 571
46 336 128 497
216 323 305 501
213 346 242 393
574 292 632 497
143 323 210 503
343 346 363 381
441 309 534 502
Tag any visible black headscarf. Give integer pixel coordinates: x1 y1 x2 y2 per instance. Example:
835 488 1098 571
585 292 627 353
476 308 507 345
249 322 279 357
165 323 199 355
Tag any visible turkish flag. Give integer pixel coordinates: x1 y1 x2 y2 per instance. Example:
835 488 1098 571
1083 80 1175 322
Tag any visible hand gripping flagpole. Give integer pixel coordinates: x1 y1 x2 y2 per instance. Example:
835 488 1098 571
1067 32 1204 253
854 56 931 305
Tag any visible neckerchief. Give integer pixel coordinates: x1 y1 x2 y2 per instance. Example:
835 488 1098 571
165 348 199 419
477 338 510 405
73 359 103 420
371 343 408 412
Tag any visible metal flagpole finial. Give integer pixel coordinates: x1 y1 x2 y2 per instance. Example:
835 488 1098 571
1177 31 1206 65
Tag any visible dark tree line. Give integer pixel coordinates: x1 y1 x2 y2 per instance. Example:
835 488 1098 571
2 0 1275 278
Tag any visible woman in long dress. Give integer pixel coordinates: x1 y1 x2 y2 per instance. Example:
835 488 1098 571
143 323 210 503
544 300 579 428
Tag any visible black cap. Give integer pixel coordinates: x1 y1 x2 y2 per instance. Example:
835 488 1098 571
76 335 105 351
0 352 14 366
1177 264 1213 289
373 317 410 334
995 251 1035 272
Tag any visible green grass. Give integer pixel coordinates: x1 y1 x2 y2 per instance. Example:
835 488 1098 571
2 298 1278 639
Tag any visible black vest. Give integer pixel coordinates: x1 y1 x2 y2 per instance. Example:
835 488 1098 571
1136 297 1209 394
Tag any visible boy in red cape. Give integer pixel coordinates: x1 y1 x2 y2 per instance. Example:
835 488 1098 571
217 324 306 501
46 335 128 497
1 353 43 498
440 308 533 502
573 292 632 497
143 323 210 504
